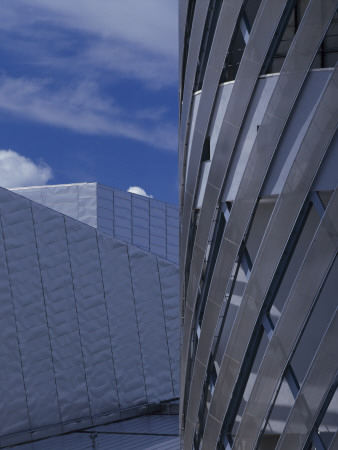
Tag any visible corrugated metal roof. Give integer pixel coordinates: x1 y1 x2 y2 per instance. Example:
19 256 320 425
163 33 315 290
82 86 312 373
7 414 180 450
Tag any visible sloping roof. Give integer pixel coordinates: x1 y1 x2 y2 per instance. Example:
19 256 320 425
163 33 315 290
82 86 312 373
0 187 179 448
6 413 180 450
10 183 179 263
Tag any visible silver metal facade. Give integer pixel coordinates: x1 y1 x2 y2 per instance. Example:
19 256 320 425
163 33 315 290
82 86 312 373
11 183 179 264
6 411 180 450
0 187 179 447
179 1 338 449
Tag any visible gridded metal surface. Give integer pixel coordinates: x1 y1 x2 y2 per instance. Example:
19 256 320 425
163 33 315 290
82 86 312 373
0 187 179 448
179 0 338 448
11 183 179 264
5 413 180 450
11 183 98 227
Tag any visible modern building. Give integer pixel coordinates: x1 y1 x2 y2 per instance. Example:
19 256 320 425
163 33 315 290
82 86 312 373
11 183 179 264
0 184 179 448
179 1 338 449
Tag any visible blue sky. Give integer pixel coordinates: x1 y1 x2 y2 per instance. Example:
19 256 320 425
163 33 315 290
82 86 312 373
0 0 179 204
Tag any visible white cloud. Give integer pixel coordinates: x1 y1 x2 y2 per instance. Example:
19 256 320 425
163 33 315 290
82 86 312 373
0 1 178 151
0 0 178 88
17 0 178 58
81 40 176 89
127 186 153 198
0 75 177 151
0 150 52 188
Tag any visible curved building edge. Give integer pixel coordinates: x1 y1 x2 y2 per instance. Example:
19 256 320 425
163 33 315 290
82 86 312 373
179 1 338 449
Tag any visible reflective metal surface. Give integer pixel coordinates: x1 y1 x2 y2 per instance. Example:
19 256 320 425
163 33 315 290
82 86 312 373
0 187 179 447
233 189 338 448
12 183 179 264
179 0 338 448
276 311 338 449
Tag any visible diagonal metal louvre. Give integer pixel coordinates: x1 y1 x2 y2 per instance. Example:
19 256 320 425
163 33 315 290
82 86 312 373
179 0 338 448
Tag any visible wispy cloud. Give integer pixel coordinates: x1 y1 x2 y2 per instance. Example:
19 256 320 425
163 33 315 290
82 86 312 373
0 0 178 151
127 186 153 198
82 40 177 89
0 149 52 188
23 0 177 57
0 0 178 88
0 75 177 150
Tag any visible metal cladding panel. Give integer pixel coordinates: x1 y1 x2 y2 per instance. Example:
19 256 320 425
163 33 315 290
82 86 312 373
0 219 30 436
90 412 179 434
178 0 188 96
180 0 296 422
277 308 338 449
262 69 333 197
200 414 223 450
184 0 336 338
328 430 338 449
31 204 90 425
184 94 200 179
11 183 179 264
6 414 180 450
128 246 174 403
313 132 338 191
0 197 60 431
179 0 209 147
64 217 119 417
158 258 180 398
11 183 98 228
181 0 287 266
184 236 240 439
223 75 278 201
97 233 147 409
97 185 179 264
208 82 234 158
179 0 338 448
180 185 219 409
0 187 179 446
233 191 338 448
202 69 338 448
180 303 193 397
6 433 90 450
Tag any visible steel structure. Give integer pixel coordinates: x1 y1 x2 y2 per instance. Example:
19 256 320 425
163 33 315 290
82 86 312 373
5 409 180 450
179 0 338 449
0 186 179 448
12 183 179 264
